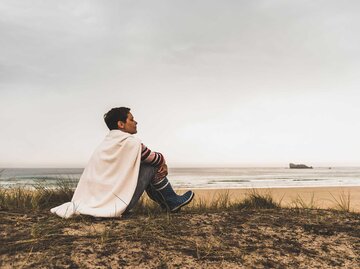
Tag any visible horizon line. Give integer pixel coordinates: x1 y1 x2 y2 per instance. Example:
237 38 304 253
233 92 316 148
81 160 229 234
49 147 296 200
1 163 360 169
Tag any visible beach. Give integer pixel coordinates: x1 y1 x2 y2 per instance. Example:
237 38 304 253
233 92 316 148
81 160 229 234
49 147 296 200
193 186 360 212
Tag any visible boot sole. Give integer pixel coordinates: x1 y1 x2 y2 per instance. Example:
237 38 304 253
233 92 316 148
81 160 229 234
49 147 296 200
170 192 195 212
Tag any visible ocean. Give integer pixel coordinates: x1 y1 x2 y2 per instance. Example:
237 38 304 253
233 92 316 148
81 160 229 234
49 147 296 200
0 167 359 189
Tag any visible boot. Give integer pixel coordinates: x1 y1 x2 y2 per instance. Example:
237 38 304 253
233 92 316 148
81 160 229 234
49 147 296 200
153 177 194 212
146 184 167 210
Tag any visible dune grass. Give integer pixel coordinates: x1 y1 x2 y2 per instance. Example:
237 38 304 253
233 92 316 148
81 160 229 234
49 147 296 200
232 189 282 210
0 181 354 214
0 180 74 212
329 191 351 212
291 193 318 209
0 184 279 214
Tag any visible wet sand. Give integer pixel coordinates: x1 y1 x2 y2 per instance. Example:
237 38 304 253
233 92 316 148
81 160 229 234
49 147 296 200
191 186 360 212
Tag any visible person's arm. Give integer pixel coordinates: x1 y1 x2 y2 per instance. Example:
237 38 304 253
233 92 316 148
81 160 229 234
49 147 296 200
141 143 165 167
141 143 168 181
155 163 168 181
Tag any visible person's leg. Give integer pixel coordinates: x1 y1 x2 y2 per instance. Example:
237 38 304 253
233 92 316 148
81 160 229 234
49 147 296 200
124 163 194 214
124 163 157 213
145 183 167 209
152 177 194 212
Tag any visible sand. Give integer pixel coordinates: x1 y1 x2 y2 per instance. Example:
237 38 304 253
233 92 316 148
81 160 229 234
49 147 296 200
1 186 360 268
2 205 360 268
192 186 360 212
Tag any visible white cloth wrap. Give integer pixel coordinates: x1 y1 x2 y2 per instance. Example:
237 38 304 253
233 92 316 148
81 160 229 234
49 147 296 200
50 130 142 218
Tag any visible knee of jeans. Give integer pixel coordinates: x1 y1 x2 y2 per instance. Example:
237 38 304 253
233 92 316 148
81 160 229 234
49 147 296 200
140 163 157 177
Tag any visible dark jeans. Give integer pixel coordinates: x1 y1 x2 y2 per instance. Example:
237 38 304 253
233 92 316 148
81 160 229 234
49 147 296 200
124 163 157 213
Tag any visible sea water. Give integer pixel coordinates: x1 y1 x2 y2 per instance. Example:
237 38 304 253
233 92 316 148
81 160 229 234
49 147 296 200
0 167 359 189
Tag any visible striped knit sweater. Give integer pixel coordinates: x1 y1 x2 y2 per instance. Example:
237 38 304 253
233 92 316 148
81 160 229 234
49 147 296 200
141 143 165 167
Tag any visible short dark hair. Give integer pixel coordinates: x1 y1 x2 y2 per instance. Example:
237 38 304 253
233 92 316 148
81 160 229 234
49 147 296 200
103 107 130 130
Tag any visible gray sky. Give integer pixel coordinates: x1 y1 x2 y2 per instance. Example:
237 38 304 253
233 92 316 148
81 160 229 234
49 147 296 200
1 0 360 167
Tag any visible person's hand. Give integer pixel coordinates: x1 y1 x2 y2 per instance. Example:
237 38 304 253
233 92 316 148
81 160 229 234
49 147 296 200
158 163 168 175
156 163 168 179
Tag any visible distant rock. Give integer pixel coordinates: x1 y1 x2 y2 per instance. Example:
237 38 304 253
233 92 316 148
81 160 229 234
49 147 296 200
289 163 313 169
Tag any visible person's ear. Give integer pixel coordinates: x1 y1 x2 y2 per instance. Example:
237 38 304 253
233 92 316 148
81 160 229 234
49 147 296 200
117 121 125 129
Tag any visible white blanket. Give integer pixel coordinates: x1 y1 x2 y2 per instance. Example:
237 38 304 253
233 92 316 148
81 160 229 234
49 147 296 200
50 130 142 218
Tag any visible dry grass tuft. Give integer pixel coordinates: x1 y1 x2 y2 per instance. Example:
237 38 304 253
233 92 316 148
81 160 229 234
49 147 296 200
329 191 351 212
0 180 74 211
232 189 281 210
187 190 232 213
292 193 318 209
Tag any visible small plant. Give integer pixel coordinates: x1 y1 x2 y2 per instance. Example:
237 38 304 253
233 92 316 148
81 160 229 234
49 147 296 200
189 196 208 212
99 226 113 245
329 191 351 212
233 189 280 210
292 193 317 209
210 190 231 210
187 191 232 213
194 237 222 259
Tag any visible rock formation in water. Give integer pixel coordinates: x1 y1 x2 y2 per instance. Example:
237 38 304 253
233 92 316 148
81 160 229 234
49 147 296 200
289 163 313 169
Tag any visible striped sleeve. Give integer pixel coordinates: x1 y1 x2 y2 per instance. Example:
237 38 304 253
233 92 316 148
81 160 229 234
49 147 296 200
141 143 165 166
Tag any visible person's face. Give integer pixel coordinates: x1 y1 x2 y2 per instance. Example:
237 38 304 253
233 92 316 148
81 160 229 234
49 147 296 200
118 112 137 134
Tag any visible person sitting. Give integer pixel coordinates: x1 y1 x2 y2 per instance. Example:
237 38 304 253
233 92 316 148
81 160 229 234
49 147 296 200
51 107 194 218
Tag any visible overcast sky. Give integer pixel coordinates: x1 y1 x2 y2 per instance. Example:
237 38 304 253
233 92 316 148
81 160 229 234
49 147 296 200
1 0 359 167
